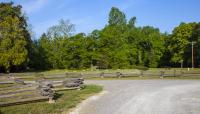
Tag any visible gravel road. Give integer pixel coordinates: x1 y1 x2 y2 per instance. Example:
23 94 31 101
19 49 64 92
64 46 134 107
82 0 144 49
70 80 200 114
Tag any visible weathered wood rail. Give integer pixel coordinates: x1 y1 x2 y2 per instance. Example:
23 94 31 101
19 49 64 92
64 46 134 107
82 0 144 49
60 70 200 79
0 96 49 107
1 70 200 81
0 77 84 107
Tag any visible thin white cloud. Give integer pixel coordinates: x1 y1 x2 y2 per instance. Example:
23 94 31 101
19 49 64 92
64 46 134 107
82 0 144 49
20 0 47 14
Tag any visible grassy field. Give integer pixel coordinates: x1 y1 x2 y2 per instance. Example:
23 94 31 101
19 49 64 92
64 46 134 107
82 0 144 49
0 85 102 114
38 68 200 75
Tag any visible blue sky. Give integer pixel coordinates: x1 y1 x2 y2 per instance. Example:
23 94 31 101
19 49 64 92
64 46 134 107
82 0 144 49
1 0 200 39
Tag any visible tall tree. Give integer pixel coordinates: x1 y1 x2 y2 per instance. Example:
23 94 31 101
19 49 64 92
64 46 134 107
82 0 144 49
44 19 75 69
0 2 30 72
47 19 75 39
98 25 129 69
168 22 196 66
189 22 200 67
108 7 126 26
128 16 136 29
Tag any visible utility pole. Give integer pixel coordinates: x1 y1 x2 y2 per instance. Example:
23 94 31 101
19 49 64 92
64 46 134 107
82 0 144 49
190 41 196 69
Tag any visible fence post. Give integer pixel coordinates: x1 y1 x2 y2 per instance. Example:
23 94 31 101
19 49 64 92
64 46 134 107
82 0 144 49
173 69 176 77
116 72 122 78
180 70 184 78
48 96 55 103
100 72 104 78
80 73 83 78
140 71 143 78
8 73 14 79
160 71 164 79
65 72 69 78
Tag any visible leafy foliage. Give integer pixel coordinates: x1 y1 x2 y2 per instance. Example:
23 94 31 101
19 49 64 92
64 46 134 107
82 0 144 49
108 7 126 26
0 4 200 72
0 2 30 72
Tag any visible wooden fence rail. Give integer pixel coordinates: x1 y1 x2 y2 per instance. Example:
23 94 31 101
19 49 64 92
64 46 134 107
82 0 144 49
76 70 200 79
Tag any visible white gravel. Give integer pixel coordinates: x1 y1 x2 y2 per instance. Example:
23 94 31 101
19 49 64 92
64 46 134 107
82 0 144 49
70 80 200 114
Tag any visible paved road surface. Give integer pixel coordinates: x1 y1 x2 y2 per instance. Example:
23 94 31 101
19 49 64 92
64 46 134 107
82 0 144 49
72 80 200 114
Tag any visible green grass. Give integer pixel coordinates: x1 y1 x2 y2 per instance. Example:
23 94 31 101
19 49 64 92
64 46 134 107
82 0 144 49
0 85 103 114
39 68 141 75
0 83 20 88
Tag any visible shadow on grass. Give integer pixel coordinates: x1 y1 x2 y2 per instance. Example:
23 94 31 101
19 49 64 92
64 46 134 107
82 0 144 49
54 93 64 100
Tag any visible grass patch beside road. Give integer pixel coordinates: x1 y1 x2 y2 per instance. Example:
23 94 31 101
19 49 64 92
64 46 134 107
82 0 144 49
0 85 103 114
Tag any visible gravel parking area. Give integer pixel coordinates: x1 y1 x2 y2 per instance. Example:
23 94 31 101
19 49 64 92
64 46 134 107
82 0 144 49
70 80 200 114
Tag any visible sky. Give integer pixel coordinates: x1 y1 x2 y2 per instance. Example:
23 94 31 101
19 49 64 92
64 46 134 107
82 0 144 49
1 0 200 39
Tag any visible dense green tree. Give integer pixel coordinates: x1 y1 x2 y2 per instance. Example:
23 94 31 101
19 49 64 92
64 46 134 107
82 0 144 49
140 26 165 67
98 25 129 69
37 19 76 69
89 29 101 40
168 23 196 66
37 33 52 69
192 23 200 67
108 7 126 26
128 16 136 29
0 2 31 72
159 33 172 67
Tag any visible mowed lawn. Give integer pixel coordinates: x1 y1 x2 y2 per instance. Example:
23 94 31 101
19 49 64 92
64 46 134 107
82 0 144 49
0 85 102 114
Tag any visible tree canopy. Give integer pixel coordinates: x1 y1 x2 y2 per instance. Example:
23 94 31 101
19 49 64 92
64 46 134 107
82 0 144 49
0 2 31 72
108 7 126 26
0 4 200 72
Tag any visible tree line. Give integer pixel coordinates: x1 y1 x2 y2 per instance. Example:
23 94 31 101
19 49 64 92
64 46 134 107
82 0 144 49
0 2 200 72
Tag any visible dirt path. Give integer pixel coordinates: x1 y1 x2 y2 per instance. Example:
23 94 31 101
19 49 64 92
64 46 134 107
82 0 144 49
69 80 200 114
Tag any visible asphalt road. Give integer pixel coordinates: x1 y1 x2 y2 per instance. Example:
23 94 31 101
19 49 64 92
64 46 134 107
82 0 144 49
71 80 200 114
